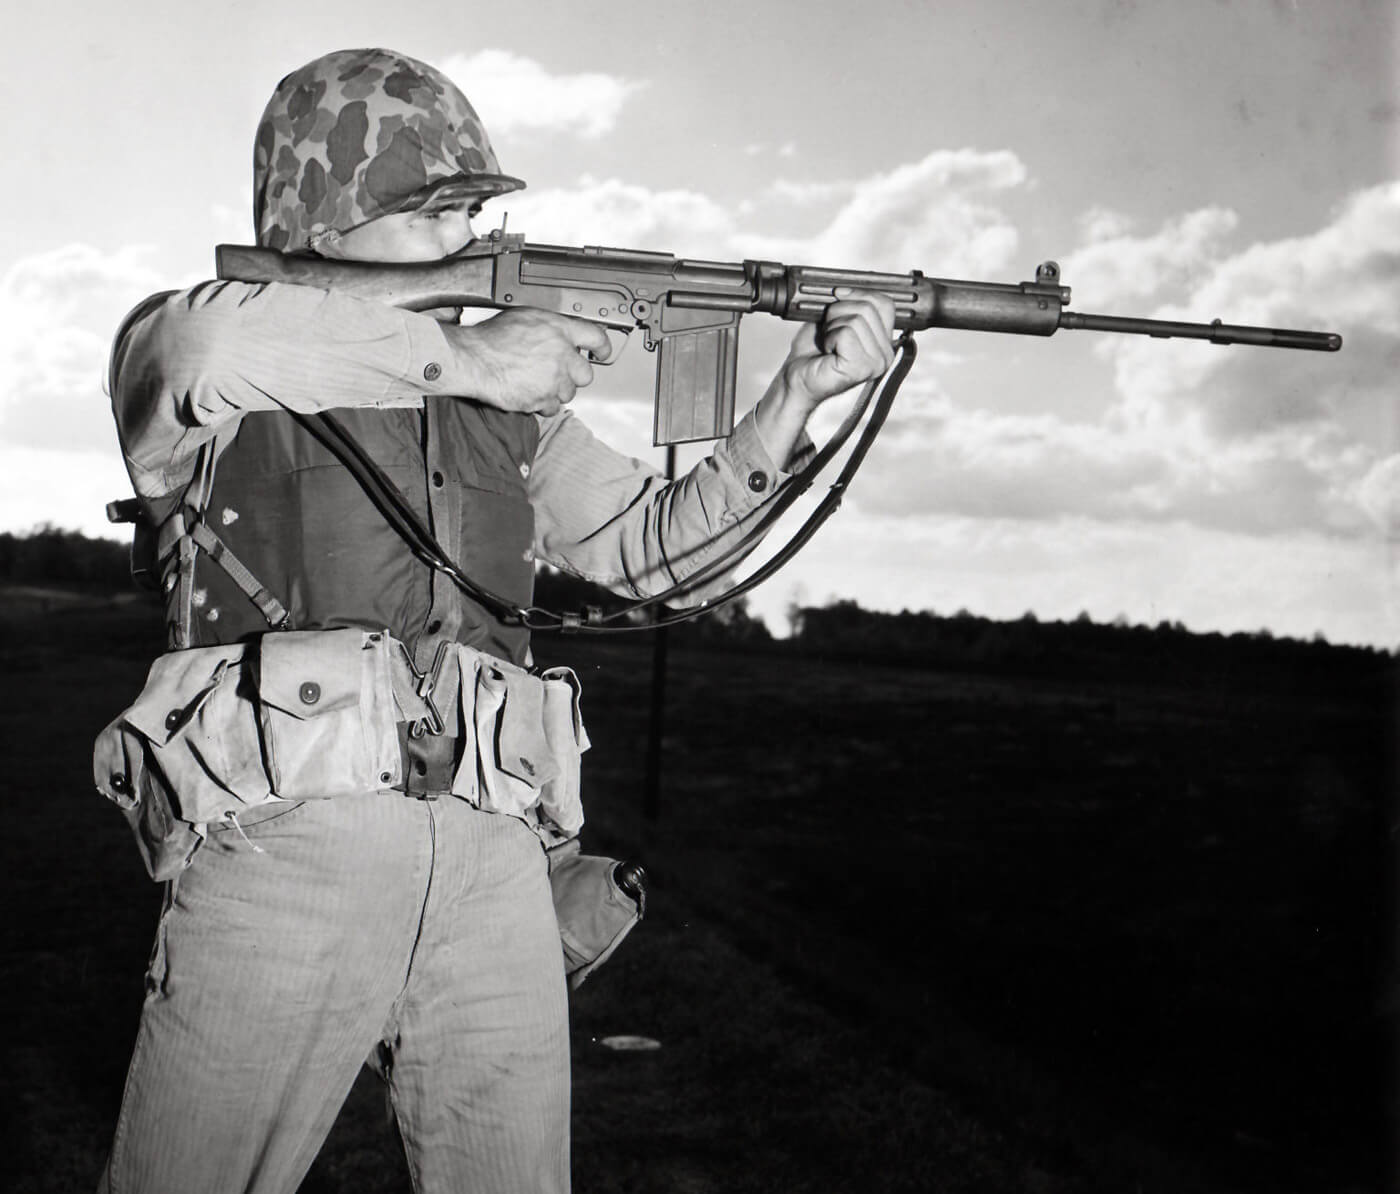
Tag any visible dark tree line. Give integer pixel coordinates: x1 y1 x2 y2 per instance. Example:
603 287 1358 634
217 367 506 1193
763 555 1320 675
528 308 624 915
3 527 1391 683
787 597 1393 687
0 526 132 591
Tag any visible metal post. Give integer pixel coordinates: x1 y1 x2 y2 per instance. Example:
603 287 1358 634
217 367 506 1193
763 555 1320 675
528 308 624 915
642 445 676 822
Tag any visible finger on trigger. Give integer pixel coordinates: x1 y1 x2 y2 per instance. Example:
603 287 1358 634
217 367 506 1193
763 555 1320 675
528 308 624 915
572 318 612 362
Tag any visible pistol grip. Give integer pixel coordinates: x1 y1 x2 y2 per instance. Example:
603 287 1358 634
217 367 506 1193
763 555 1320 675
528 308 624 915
653 326 739 445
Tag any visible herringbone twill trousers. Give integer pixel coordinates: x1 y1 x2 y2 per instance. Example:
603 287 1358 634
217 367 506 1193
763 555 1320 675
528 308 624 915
98 792 571 1194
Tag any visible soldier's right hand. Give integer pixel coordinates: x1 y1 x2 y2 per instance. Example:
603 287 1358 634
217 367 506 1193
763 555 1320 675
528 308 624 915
446 309 613 416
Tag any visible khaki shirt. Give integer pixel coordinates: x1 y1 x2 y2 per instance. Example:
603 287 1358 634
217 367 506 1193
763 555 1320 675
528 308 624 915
111 279 803 606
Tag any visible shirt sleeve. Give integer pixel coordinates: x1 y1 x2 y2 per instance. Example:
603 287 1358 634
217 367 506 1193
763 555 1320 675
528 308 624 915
111 280 473 499
529 406 813 603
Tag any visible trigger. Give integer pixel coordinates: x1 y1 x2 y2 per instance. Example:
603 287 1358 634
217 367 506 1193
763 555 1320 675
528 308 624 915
589 327 630 366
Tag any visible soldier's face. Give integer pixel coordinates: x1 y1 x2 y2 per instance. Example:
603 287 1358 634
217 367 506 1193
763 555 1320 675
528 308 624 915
319 204 478 263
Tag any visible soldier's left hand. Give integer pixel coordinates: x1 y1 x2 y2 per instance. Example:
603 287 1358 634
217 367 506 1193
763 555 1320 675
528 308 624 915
780 288 897 408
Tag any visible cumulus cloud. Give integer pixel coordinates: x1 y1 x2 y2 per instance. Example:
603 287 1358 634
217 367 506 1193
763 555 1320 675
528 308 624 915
763 178 860 207
1061 205 1240 307
858 399 1172 525
499 176 736 253
441 50 645 140
1076 206 1137 243
743 148 1028 276
1351 453 1400 539
1087 181 1400 536
0 243 166 451
1108 182 1398 432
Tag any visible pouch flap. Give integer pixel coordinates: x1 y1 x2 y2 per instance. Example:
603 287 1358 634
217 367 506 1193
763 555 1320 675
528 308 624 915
124 644 245 745
258 628 364 718
93 709 205 880
93 712 144 809
540 667 590 756
496 671 561 787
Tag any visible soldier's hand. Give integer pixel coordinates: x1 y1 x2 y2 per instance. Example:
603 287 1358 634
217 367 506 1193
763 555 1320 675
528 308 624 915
447 309 613 416
780 289 897 409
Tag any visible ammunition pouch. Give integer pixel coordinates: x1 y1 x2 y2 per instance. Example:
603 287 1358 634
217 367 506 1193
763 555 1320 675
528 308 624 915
94 629 635 982
447 651 588 838
93 629 402 878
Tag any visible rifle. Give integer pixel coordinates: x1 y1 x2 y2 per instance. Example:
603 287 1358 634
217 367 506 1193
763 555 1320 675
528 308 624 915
216 232 1342 446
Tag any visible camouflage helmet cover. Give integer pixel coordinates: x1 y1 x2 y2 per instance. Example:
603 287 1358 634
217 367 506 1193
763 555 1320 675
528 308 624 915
253 48 524 251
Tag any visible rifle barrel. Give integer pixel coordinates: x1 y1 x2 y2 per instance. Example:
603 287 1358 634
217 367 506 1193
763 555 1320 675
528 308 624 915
1059 310 1342 351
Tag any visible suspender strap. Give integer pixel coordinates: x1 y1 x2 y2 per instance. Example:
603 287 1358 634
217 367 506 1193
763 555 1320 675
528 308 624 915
162 441 292 635
185 520 291 630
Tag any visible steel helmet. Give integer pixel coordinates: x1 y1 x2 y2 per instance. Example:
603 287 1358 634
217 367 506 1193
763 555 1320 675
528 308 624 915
253 48 525 251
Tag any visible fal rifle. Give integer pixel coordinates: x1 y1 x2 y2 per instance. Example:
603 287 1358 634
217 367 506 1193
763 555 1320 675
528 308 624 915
215 232 1343 447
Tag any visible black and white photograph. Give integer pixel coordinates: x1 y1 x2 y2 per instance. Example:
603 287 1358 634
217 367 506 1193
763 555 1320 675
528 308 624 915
0 1 1393 1190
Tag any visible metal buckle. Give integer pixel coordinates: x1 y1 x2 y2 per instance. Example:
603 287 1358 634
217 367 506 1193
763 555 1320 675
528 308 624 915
403 640 453 739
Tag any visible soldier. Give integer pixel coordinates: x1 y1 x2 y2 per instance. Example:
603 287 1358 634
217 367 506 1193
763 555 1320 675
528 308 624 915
95 47 896 1193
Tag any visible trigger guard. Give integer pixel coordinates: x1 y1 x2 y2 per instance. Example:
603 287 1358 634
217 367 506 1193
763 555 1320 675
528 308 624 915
588 327 630 366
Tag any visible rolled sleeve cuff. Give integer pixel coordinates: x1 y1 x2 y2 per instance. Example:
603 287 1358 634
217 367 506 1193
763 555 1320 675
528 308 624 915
384 317 457 407
718 411 815 515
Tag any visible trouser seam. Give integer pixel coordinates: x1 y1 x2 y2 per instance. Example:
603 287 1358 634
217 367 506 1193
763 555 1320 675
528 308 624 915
404 801 437 984
381 800 434 1193
106 872 185 1194
387 1073 424 1194
104 1014 146 1194
385 801 437 1035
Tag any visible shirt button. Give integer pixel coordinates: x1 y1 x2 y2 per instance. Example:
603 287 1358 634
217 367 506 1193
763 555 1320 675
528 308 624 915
427 619 443 634
747 470 768 493
431 471 445 488
298 681 321 706
414 759 428 777
519 462 531 479
423 362 442 382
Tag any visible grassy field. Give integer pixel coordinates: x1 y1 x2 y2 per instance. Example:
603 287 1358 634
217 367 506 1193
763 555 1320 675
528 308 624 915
0 590 1391 1192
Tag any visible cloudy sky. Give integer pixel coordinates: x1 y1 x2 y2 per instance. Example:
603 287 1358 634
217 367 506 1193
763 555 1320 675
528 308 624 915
2 0 1395 644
